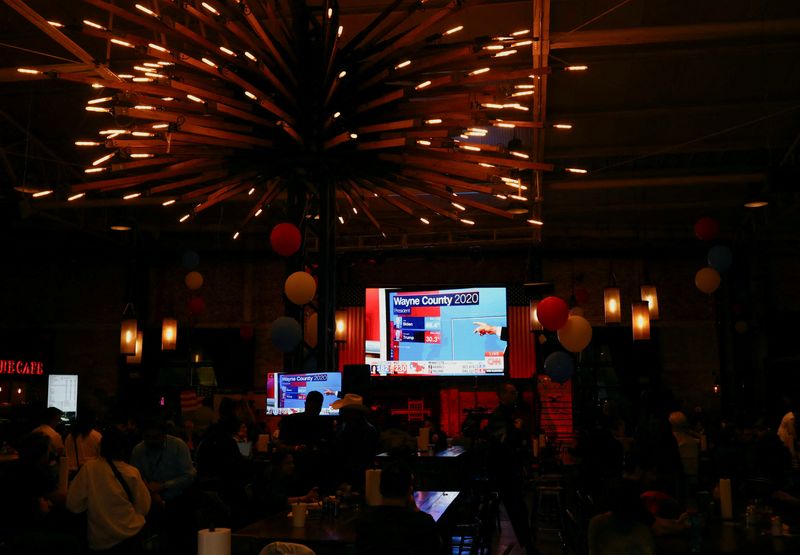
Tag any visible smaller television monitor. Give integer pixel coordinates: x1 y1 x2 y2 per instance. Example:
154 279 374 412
47 374 78 419
265 371 342 416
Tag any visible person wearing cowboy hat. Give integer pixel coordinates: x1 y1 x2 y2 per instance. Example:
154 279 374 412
331 394 379 492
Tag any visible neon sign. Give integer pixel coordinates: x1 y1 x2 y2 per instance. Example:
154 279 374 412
0 360 45 375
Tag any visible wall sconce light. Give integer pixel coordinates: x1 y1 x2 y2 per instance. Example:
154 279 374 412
604 287 621 324
529 299 543 331
335 309 347 343
631 301 651 340
640 285 659 320
126 331 143 364
120 303 138 354
162 317 178 350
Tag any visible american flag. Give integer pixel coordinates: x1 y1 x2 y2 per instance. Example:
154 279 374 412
180 389 202 413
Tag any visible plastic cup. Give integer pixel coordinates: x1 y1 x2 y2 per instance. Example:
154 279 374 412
292 503 307 527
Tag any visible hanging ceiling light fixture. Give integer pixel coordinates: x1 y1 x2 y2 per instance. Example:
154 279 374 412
335 309 348 343
161 317 178 350
120 303 138 355
604 286 621 325
640 284 659 320
631 301 650 341
8 1 567 236
127 331 144 364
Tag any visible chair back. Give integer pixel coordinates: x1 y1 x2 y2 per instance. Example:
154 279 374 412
259 541 316 555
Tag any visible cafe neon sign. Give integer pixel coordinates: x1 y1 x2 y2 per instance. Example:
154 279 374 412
0 360 45 375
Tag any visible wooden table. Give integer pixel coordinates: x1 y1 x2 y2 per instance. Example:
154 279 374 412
233 491 460 554
657 521 800 554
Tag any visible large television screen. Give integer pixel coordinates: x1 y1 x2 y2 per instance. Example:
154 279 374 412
365 286 508 377
265 371 342 415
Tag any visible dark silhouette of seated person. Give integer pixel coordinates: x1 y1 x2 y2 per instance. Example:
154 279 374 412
423 416 448 452
355 460 442 555
130 417 195 506
379 415 417 458
741 419 800 520
253 448 320 516
278 390 333 449
588 478 658 555
594 449 689 552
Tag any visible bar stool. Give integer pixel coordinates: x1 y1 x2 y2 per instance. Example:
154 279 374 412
532 476 565 534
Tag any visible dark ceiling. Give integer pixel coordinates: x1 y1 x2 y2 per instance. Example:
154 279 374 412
0 0 798 255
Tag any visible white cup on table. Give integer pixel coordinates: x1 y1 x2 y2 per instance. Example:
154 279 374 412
292 503 307 527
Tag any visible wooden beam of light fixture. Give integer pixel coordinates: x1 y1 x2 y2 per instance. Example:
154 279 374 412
12 0 553 239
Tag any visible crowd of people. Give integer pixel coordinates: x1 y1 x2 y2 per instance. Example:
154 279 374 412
1 385 798 555
572 392 800 555
0 390 461 554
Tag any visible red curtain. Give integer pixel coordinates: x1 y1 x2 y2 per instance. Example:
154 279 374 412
337 306 366 370
508 305 537 379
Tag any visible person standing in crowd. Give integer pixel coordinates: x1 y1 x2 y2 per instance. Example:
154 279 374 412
33 406 65 458
355 459 442 555
279 390 335 494
65 410 102 475
279 390 333 449
331 394 379 492
67 427 151 553
484 382 536 555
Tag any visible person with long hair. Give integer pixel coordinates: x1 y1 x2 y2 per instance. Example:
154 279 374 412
66 427 151 553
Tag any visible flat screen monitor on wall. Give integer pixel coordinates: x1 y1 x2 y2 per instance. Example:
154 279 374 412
365 286 508 377
47 374 78 419
265 371 342 415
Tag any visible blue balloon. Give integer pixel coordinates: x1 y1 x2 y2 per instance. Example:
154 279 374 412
544 351 574 384
271 316 302 352
182 250 200 270
708 245 733 272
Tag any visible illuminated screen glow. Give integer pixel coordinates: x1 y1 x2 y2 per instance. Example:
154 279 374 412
365 287 508 377
265 371 341 415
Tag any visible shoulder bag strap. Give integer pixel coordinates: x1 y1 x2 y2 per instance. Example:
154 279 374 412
107 457 134 503
73 435 81 469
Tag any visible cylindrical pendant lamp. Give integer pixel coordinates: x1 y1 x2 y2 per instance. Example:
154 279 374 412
162 318 178 350
335 310 347 343
120 318 138 354
127 331 143 364
640 285 659 320
604 287 621 324
631 301 651 340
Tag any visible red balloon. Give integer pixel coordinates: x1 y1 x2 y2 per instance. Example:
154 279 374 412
694 217 719 241
188 296 206 316
270 223 302 257
240 325 254 341
537 296 569 331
